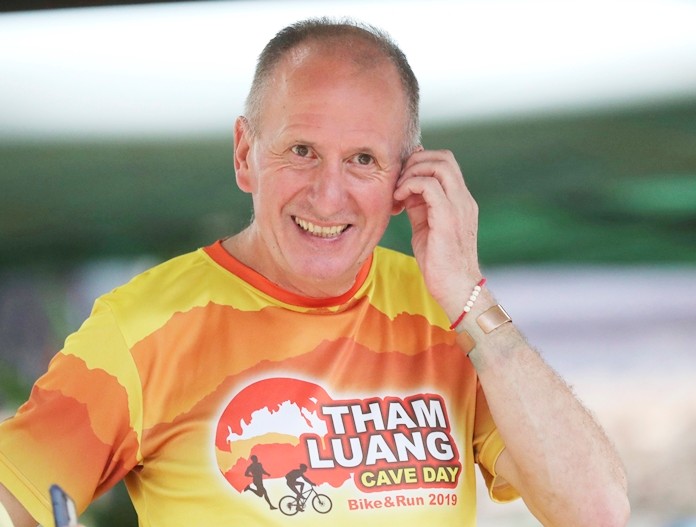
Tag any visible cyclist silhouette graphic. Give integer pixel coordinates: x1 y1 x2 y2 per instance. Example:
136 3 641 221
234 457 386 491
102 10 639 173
285 464 315 511
279 464 332 516
243 455 277 510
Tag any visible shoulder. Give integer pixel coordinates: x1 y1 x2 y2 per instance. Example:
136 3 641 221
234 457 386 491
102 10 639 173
372 246 421 277
103 247 211 303
371 247 428 293
369 247 447 323
92 246 224 333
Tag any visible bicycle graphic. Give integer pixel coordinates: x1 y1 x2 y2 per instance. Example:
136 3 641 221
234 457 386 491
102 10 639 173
279 486 333 516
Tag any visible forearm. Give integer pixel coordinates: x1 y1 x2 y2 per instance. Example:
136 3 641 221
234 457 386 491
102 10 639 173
456 290 629 526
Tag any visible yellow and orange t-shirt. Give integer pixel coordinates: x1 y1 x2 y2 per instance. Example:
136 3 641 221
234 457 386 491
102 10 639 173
0 241 517 526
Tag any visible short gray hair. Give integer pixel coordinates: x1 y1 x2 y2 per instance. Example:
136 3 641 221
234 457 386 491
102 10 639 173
244 17 421 156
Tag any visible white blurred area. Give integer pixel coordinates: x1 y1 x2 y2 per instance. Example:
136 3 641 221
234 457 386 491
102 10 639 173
1 0 696 139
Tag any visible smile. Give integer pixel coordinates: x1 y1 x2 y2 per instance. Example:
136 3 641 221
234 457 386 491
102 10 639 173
294 217 349 238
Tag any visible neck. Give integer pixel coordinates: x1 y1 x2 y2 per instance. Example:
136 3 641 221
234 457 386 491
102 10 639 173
221 229 359 299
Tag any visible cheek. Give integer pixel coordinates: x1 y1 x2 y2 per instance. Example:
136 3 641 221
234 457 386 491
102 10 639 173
255 171 303 211
360 184 398 224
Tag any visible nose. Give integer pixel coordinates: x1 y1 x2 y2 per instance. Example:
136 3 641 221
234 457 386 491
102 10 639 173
306 159 349 216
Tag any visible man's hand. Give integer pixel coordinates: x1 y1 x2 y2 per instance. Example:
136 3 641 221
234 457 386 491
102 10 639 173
393 149 481 320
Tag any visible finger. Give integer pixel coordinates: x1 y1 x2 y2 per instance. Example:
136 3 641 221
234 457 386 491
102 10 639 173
400 149 458 175
395 173 479 236
395 176 464 236
393 174 449 206
401 148 449 171
398 149 468 198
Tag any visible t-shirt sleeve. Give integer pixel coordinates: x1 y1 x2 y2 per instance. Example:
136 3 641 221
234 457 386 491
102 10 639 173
0 299 143 527
472 378 520 503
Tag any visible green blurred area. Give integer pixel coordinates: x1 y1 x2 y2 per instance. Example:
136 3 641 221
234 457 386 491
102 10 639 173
2 99 695 269
1 99 696 526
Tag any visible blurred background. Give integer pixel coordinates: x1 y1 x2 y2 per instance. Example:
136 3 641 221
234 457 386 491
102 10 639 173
1 1 695 525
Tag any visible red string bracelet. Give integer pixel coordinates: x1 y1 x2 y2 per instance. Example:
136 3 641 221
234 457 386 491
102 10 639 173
449 278 487 331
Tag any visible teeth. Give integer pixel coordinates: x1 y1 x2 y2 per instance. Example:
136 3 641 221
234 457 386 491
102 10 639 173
295 217 348 238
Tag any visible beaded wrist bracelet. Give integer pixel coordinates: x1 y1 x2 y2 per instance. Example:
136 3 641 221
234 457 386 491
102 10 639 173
449 278 487 331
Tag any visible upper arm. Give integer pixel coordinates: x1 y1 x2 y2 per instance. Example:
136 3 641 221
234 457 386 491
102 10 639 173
492 448 515 492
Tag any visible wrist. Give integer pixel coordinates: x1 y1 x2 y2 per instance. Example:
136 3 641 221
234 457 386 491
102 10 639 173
476 304 513 334
454 300 513 358
448 278 487 331
447 279 513 357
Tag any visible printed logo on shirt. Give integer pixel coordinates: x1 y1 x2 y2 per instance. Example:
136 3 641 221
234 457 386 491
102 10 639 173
214 378 462 513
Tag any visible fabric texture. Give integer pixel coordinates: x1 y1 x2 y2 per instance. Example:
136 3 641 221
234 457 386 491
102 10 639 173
0 241 516 526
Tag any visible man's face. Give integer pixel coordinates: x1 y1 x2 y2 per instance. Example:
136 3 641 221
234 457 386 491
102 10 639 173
234 45 408 297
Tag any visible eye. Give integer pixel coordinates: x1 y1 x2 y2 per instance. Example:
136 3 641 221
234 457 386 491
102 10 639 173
291 144 311 157
354 153 375 166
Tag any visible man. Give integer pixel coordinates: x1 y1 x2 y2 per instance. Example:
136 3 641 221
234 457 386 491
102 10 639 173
0 17 629 527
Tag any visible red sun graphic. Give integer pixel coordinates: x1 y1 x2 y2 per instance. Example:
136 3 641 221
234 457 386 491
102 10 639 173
215 377 349 492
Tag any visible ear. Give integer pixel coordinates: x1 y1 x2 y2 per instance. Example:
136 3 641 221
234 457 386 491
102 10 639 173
233 116 255 193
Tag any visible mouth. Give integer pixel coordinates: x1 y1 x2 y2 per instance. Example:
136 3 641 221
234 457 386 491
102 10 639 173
293 216 350 239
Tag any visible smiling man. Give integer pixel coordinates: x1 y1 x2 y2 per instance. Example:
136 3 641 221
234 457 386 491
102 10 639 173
0 18 629 527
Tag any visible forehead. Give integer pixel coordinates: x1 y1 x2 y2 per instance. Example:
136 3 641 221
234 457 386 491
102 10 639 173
257 43 408 151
